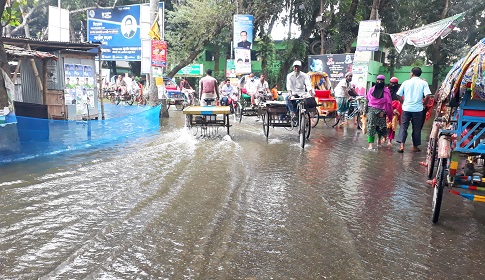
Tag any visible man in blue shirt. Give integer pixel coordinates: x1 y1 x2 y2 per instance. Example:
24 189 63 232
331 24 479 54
396 67 432 153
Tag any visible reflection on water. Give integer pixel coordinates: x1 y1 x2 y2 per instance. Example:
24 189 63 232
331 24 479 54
2 109 485 279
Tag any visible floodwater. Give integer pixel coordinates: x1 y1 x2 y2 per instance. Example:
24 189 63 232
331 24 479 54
2 105 485 279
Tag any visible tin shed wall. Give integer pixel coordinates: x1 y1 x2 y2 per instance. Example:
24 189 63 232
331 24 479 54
19 57 44 104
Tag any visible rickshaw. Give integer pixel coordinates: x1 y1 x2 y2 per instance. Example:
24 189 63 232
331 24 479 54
427 37 485 223
183 98 231 137
260 94 315 148
308 72 338 127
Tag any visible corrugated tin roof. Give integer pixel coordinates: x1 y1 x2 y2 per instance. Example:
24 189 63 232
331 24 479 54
4 44 58 60
2 36 101 52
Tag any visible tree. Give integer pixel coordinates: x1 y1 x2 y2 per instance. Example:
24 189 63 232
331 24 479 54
164 0 236 78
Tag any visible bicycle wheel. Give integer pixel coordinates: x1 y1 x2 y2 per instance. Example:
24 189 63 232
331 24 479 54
110 95 116 104
356 111 363 130
432 158 447 223
305 112 311 140
234 104 242 123
310 109 319 128
126 96 134 106
263 111 270 138
427 138 438 179
138 96 147 106
299 111 306 148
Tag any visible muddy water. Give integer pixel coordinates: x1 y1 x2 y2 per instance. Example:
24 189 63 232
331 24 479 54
1 108 485 279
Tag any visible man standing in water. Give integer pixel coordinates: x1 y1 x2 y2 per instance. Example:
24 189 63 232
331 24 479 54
199 69 219 106
396 67 432 153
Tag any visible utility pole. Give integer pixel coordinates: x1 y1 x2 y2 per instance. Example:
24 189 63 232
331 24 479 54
149 0 169 118
320 0 325 54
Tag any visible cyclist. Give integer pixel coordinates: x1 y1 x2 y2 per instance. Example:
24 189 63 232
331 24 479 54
285 60 313 118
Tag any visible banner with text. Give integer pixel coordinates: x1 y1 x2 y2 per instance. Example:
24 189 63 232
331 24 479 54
389 12 464 53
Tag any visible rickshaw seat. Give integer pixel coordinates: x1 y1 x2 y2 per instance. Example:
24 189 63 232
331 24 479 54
315 90 331 99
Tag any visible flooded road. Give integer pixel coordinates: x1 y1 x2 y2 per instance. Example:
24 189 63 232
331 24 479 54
2 107 485 279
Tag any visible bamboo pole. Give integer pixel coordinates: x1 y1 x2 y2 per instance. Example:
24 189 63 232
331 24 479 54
12 59 22 84
26 44 44 93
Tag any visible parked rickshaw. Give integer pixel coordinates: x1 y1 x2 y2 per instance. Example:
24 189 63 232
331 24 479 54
308 72 338 127
427 37 485 223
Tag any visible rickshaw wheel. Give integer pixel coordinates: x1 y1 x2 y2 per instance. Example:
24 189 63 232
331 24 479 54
432 158 447 224
427 138 438 179
310 109 319 128
299 112 306 148
234 104 242 123
263 111 270 138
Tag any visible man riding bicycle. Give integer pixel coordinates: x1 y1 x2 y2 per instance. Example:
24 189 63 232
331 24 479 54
285 60 314 118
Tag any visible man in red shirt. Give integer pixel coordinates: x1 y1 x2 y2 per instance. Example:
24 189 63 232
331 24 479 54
199 69 219 106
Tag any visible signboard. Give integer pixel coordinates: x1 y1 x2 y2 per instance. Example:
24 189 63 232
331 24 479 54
233 15 254 50
308 54 354 83
48 6 70 42
176 64 204 76
87 3 164 61
151 40 167 67
356 20 381 51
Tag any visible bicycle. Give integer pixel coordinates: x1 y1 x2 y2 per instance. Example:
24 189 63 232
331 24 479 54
327 96 366 129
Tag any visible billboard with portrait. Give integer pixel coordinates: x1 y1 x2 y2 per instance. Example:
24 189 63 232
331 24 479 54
87 3 164 61
233 15 254 50
308 54 354 84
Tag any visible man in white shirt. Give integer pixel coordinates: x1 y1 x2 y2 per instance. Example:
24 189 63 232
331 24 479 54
334 72 356 118
396 67 432 153
244 73 258 106
286 60 313 116
256 74 271 102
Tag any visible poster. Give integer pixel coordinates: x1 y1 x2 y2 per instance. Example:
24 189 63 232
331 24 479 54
308 54 354 84
356 20 381 51
151 40 167 67
225 60 236 78
233 15 254 50
351 65 369 96
64 63 95 115
234 49 251 74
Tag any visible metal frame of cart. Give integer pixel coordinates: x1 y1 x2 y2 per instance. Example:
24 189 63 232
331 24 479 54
183 106 231 136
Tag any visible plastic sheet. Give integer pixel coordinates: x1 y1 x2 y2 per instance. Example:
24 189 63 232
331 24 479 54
0 105 161 164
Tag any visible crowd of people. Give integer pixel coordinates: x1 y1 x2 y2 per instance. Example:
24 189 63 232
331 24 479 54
310 66 431 152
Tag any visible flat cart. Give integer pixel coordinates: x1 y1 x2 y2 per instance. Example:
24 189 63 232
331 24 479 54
261 98 313 148
183 106 231 136
429 37 485 223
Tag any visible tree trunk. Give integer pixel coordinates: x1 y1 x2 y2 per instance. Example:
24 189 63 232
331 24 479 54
0 0 10 108
430 0 450 93
369 0 380 20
